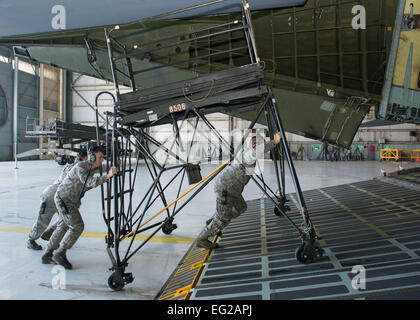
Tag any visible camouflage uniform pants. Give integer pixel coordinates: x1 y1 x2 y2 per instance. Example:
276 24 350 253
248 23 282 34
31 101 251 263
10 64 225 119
28 194 57 241
201 190 247 239
47 193 85 251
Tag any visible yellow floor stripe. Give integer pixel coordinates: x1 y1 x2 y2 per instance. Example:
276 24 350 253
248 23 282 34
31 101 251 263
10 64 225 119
349 184 420 217
0 225 195 245
260 198 268 255
318 189 389 238
157 236 218 300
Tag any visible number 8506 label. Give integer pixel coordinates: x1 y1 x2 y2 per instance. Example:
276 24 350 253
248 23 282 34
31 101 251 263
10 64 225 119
169 103 186 113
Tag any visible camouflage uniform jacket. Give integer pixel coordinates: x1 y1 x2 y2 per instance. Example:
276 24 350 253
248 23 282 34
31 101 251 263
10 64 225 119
41 161 79 200
214 141 277 196
56 160 108 207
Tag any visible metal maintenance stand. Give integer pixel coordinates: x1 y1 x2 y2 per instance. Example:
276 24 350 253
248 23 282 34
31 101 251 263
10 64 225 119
97 0 322 291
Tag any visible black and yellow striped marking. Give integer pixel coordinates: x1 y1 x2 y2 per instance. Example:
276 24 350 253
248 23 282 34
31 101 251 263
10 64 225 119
155 237 217 300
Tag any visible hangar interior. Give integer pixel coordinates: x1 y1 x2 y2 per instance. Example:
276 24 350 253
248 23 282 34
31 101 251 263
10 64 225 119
0 0 420 300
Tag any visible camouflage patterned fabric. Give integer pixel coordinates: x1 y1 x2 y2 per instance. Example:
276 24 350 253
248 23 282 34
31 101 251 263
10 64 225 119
47 160 108 252
47 193 85 251
28 161 77 241
198 140 277 242
213 140 276 196
55 160 108 206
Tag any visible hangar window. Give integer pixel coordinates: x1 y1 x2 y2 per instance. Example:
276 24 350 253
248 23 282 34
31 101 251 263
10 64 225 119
11 59 36 75
43 66 60 112
0 55 9 64
44 66 59 80
18 60 36 75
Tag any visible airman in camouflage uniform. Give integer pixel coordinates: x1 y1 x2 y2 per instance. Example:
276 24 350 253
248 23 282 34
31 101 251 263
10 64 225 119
197 132 282 249
41 146 117 269
27 151 88 250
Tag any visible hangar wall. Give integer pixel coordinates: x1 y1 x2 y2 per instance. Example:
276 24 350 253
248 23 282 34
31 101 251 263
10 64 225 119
0 49 62 162
0 54 39 161
0 59 13 161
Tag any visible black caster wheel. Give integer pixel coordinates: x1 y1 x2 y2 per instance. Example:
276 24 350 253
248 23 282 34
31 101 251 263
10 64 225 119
162 222 177 235
295 245 313 264
108 272 125 291
274 206 282 217
274 204 290 217
295 241 324 264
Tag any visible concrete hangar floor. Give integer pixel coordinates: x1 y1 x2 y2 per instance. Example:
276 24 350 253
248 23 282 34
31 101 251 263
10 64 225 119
0 159 417 300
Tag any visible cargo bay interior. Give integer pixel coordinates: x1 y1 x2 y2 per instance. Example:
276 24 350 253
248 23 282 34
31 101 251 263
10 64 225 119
0 0 420 300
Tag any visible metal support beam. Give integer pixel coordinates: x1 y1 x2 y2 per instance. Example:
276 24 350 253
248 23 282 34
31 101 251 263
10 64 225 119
379 0 407 119
39 64 44 155
13 55 18 169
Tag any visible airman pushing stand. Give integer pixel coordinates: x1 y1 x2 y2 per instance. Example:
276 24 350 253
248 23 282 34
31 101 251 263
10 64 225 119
41 146 118 269
197 132 282 250
27 150 88 250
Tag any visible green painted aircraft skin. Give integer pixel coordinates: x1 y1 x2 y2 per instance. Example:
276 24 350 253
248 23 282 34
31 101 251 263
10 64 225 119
0 0 398 148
